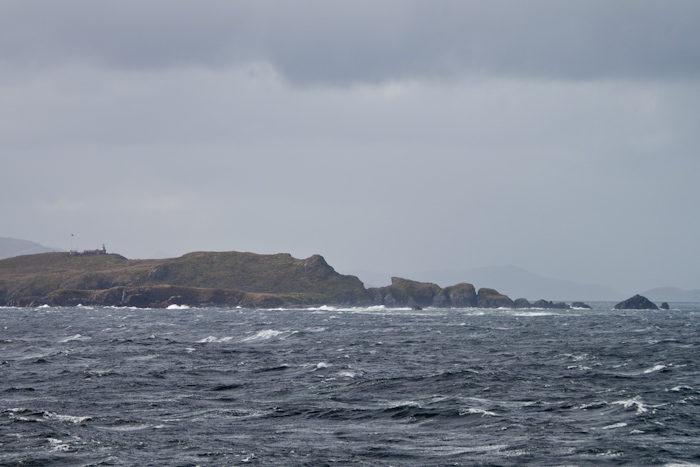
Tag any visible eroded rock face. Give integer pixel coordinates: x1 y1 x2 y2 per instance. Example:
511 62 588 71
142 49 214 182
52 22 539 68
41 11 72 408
148 266 168 280
369 277 442 308
369 279 478 308
614 294 658 310
445 283 478 307
476 288 515 308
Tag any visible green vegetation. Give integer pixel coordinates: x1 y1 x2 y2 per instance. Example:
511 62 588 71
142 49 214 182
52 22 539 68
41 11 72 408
0 251 369 308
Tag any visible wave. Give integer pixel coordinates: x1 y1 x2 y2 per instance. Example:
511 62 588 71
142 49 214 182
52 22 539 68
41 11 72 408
601 421 628 430
612 396 649 414
241 329 297 342
644 364 668 374
197 336 234 343
59 333 91 343
6 408 91 424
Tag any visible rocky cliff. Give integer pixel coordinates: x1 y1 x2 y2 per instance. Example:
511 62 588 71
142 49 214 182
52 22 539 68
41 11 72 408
0 251 591 309
0 251 368 308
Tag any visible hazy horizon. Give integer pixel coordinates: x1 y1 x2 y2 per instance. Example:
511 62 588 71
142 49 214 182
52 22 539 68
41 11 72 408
2 1 699 294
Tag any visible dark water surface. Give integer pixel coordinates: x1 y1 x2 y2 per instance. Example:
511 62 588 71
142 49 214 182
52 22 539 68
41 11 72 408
2 303 700 466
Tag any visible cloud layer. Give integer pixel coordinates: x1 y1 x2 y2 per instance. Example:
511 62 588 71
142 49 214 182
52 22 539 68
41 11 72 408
2 1 699 294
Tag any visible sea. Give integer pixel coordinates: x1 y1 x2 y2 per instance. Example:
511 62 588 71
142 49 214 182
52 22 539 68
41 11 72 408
2 303 700 466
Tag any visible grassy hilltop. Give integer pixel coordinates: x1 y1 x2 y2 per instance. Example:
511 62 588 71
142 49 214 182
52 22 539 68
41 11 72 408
0 251 369 308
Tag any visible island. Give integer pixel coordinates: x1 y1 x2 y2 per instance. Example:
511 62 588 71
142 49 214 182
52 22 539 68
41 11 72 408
0 250 591 310
613 294 659 310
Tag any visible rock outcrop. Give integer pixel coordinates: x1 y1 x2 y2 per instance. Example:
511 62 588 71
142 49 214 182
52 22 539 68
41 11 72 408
476 288 515 308
0 250 603 310
571 302 592 309
614 294 658 310
434 283 478 308
531 299 571 310
369 277 442 308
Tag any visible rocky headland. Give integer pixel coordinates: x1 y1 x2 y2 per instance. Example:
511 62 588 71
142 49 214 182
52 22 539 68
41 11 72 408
0 251 593 309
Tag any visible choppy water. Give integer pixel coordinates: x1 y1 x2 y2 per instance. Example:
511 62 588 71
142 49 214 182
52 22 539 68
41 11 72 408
2 303 700 466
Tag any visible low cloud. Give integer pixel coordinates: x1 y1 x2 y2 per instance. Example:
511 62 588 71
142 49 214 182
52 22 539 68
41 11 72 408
2 1 700 85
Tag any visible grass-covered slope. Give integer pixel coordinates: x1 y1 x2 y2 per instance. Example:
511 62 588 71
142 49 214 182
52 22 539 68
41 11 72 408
0 251 369 307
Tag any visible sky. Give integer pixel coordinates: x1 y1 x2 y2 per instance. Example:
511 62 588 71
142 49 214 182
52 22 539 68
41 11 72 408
2 1 699 294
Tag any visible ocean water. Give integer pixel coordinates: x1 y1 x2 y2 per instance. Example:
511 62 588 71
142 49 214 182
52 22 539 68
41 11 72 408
1 303 700 466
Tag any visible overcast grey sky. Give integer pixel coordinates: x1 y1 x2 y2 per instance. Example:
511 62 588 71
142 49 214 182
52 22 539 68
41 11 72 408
2 1 699 294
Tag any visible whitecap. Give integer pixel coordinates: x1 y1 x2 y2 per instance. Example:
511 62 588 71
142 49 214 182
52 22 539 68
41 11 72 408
59 334 91 343
45 412 91 424
601 422 627 430
644 364 667 374
670 385 693 392
100 424 152 432
242 329 295 342
166 304 190 310
511 311 558 317
47 438 71 452
459 407 499 417
198 336 234 343
338 371 356 378
613 396 648 414
315 362 330 370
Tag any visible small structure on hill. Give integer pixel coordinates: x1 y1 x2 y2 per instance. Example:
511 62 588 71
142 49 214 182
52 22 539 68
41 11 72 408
70 244 107 256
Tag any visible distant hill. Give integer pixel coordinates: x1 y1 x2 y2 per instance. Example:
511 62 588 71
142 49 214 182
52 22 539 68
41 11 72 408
0 237 60 259
348 265 622 301
642 287 700 302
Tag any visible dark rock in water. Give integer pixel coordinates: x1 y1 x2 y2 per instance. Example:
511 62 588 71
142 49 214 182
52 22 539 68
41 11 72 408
660 302 670 310
571 302 592 309
477 288 514 308
531 299 570 310
614 294 658 310
369 277 442 308
513 298 531 308
443 283 478 308
412 305 422 310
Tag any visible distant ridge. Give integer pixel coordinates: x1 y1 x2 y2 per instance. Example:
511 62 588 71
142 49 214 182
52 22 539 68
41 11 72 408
0 237 60 259
642 287 700 302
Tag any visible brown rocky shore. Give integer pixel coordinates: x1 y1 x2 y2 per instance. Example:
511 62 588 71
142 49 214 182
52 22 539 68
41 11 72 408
0 251 590 309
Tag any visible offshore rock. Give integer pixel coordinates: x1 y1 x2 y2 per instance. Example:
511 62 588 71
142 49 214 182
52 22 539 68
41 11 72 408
476 288 515 308
571 301 592 309
531 299 571 310
661 302 670 310
443 283 478 307
513 298 532 308
614 294 659 310
369 277 441 308
370 279 477 308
